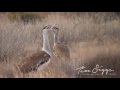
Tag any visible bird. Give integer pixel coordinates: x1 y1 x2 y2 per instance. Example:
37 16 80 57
50 26 70 60
18 25 53 74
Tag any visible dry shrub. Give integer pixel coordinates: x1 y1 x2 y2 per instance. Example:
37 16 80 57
0 12 120 78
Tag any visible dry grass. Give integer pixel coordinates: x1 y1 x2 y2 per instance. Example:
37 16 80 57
0 12 120 78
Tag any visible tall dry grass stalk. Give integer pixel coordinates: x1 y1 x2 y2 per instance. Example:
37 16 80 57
0 12 120 78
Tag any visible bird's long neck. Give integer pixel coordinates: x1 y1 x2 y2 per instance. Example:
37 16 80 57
54 33 60 46
42 33 52 57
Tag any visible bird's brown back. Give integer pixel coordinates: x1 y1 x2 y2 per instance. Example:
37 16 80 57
53 43 70 60
18 51 50 74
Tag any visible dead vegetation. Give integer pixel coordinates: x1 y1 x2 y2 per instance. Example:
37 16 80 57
0 12 120 78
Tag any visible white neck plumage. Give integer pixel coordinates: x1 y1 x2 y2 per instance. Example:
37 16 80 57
42 32 52 57
54 33 60 46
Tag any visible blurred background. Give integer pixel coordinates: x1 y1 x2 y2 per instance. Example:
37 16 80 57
0 12 120 78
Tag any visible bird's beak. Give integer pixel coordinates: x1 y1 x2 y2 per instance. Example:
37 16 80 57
50 24 56 30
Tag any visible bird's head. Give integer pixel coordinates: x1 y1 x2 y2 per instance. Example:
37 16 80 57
42 25 51 34
50 24 59 34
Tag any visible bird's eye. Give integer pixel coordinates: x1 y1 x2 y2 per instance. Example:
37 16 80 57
53 27 58 29
43 26 47 29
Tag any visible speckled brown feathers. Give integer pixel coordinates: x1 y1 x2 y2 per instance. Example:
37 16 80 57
19 51 50 74
53 43 70 60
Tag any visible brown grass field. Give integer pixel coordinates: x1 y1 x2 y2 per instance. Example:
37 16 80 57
0 12 120 78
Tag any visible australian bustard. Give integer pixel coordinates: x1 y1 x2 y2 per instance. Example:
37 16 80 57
18 26 52 74
51 26 70 60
